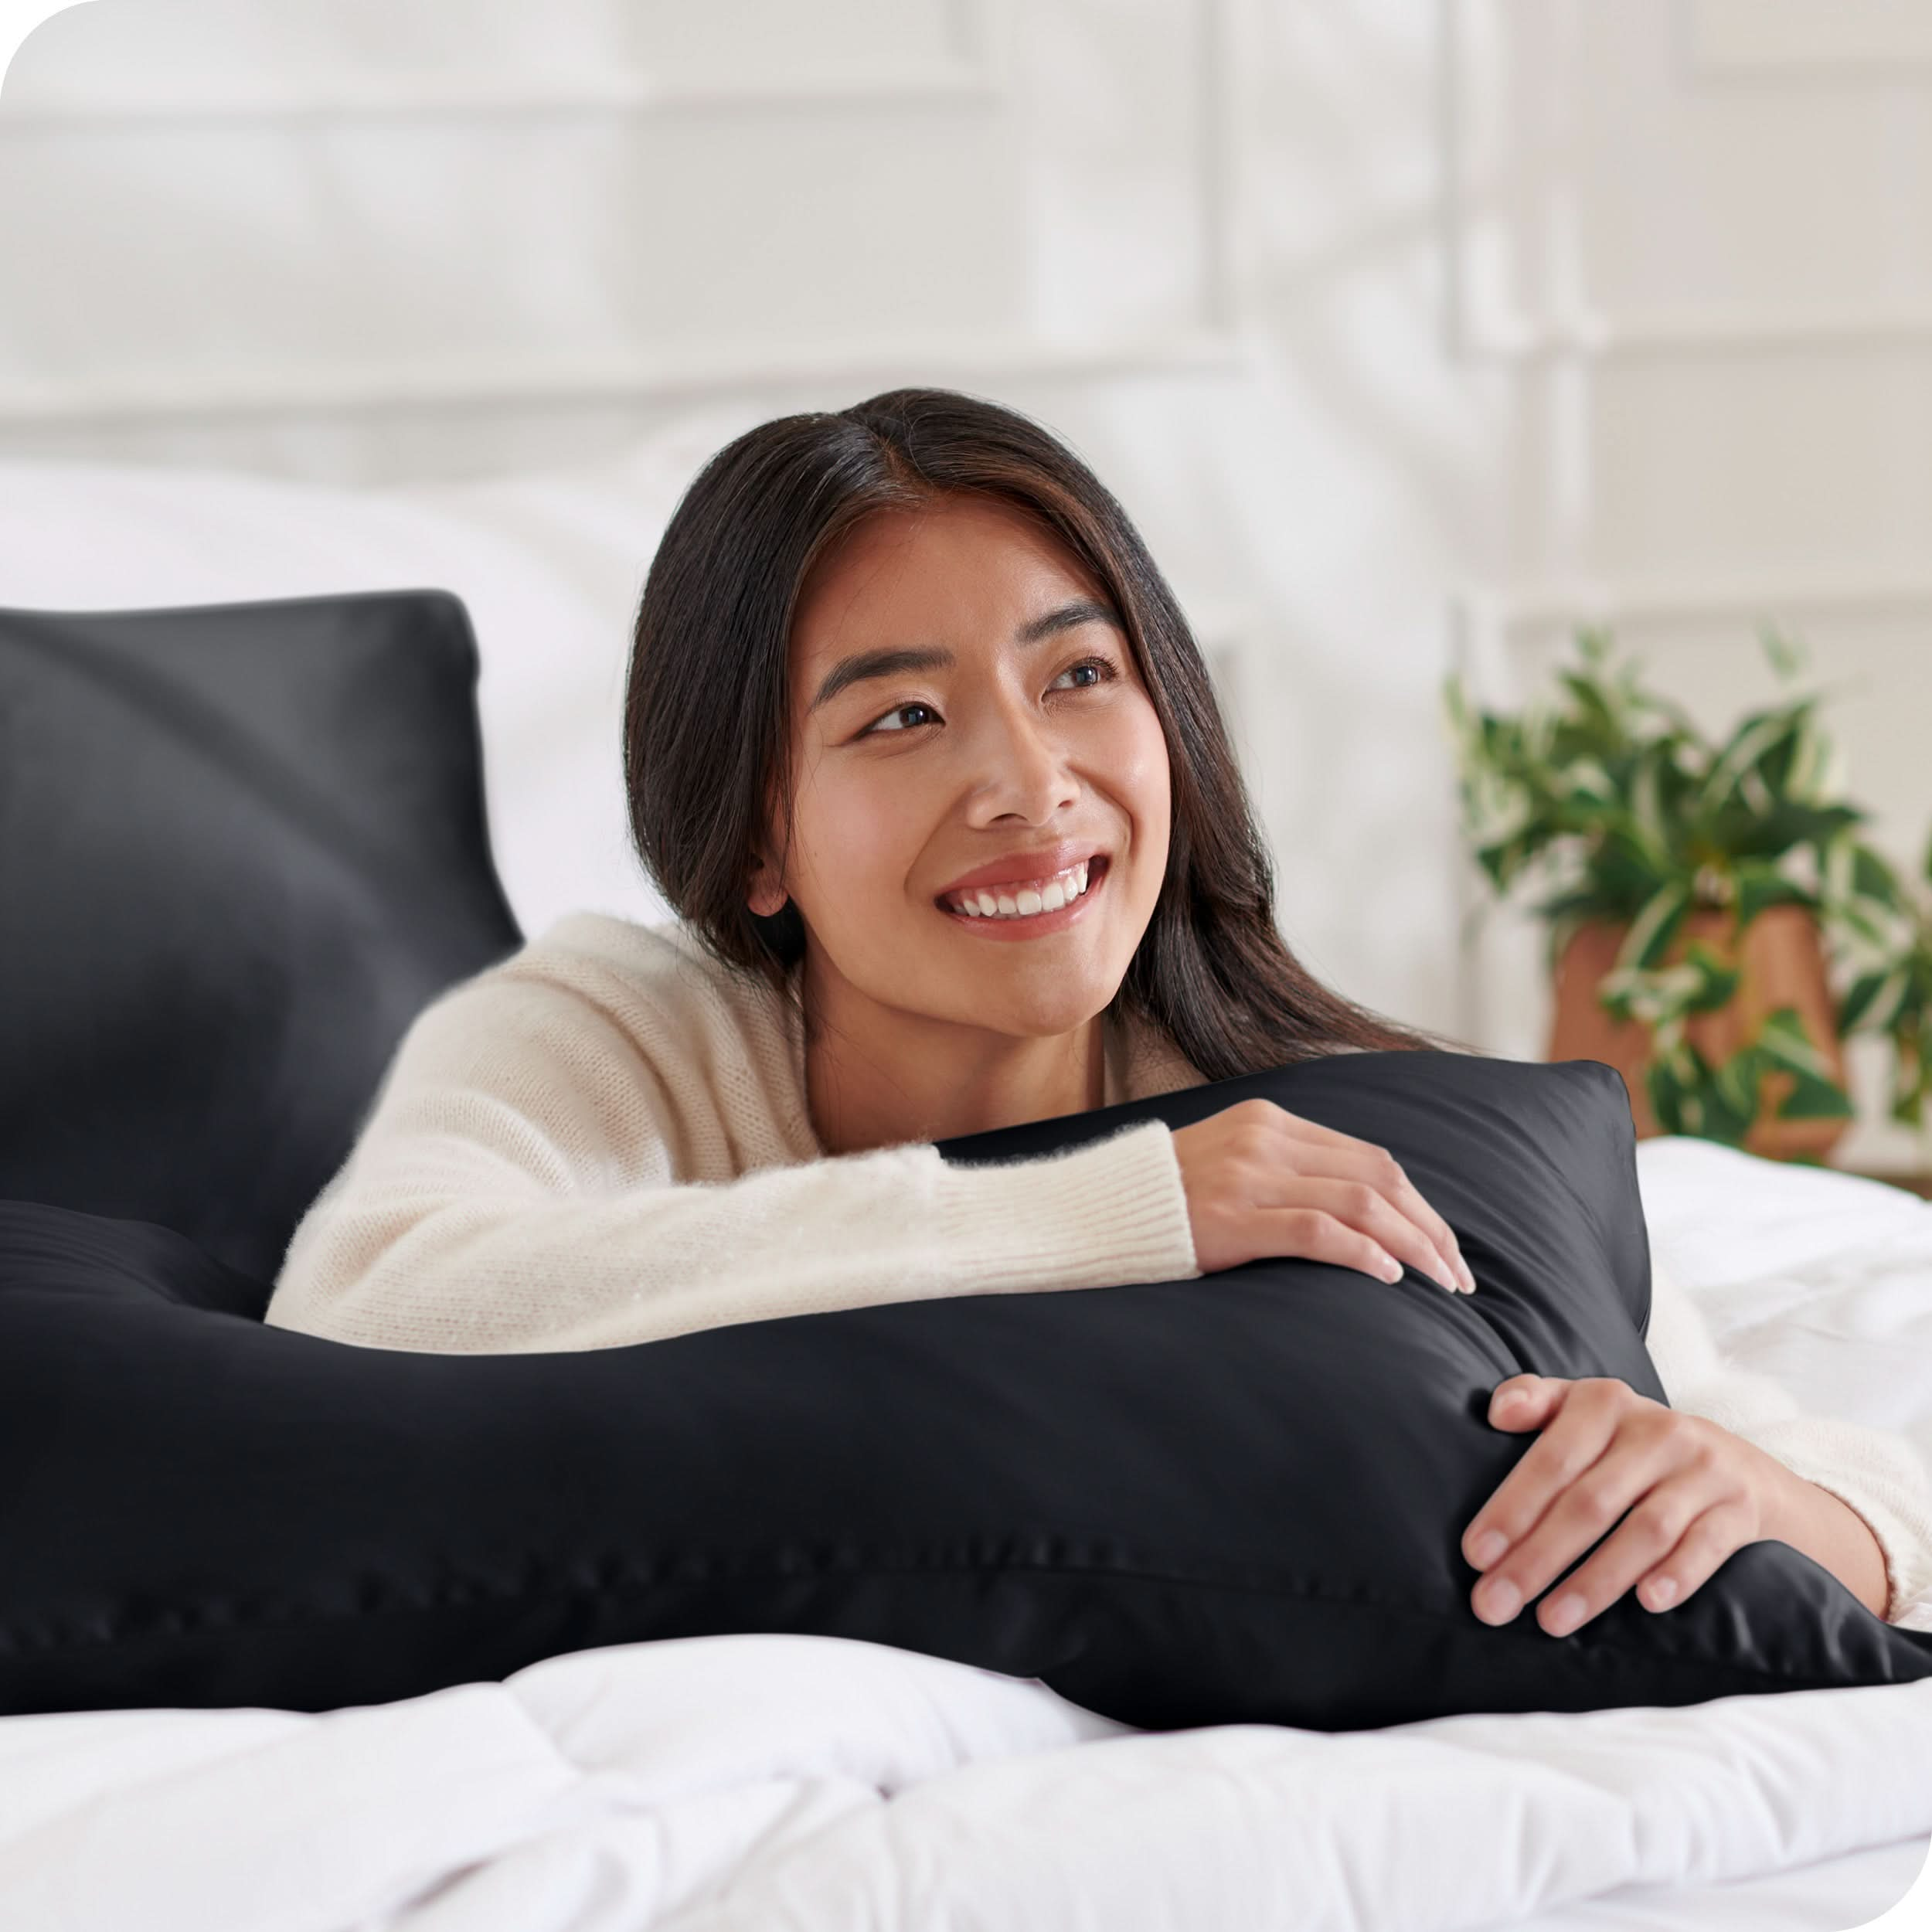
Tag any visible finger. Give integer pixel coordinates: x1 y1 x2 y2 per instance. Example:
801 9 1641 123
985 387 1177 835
1486 1376 1554 1430
1537 1490 1757 1636
1369 1155 1471 1291
1279 1175 1465 1295
1262 1204 1413 1287
1463 1382 1627 1620
1634 1497 1761 1615
1503 1447 1703 1634
1270 1121 1473 1291
1465 1380 1566 1569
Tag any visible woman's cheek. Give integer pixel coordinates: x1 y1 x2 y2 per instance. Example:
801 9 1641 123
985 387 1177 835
1104 709 1172 848
822 764 927 886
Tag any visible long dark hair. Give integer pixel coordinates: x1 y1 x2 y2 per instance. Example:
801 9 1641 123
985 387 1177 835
624 385 1482 1078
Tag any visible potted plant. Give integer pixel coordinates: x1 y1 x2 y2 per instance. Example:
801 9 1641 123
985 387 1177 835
1442 628 1932 1161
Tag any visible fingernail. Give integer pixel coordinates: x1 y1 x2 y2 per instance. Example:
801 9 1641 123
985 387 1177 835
1458 1257 1478 1293
1471 1530 1506 1568
1544 1593 1585 1637
1478 1578 1519 1623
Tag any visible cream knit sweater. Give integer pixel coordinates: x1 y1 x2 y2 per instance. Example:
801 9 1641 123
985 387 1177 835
266 910 1932 1628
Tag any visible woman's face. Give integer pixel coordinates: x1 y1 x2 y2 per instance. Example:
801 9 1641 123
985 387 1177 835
753 494 1172 1044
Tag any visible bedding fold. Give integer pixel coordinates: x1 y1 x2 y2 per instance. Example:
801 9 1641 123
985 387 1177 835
0 1633 1925 1932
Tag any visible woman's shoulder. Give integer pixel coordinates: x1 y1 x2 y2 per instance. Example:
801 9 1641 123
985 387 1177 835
386 909 770 1070
501 909 773 1012
523 906 720 968
475 910 814 1157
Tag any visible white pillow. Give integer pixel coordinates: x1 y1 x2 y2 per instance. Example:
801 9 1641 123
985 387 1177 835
0 401 776 942
1636 1133 1932 1454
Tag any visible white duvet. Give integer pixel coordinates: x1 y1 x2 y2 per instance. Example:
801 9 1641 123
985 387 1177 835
2 1135 1929 1932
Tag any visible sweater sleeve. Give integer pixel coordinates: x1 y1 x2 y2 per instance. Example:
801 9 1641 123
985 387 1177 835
1644 1253 1932 1629
264 967 1202 1357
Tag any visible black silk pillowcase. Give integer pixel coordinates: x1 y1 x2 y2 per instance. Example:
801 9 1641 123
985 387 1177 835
1 1048 1927 1726
0 590 524 1284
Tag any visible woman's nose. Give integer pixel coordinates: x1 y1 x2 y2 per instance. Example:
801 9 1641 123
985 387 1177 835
968 710 1076 798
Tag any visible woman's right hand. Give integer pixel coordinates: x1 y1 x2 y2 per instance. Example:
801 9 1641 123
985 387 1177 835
1169 1099 1477 1294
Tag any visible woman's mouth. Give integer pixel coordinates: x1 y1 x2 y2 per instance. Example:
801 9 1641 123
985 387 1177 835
935 855 1109 938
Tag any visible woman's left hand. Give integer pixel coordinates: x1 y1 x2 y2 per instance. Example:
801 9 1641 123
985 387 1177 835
1462 1373 1789 1637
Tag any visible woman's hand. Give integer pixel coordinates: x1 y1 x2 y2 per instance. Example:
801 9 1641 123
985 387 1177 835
1170 1099 1475 1294
1463 1374 1789 1636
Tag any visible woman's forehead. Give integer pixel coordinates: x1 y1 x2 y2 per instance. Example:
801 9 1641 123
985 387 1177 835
796 499 1095 642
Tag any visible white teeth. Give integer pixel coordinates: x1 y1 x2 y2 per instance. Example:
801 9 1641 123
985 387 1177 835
947 859 1094 920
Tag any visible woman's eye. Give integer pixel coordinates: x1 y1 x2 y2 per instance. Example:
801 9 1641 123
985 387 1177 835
866 700 940 736
857 654 1121 738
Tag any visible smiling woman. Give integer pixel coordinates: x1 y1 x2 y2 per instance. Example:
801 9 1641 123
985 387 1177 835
624 385 1462 1163
260 387 1932 1631
268 383 1478 1362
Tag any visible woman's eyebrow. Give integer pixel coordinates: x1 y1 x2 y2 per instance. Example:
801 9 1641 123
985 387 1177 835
807 598 1122 716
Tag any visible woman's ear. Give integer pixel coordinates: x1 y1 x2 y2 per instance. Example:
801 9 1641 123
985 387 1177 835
748 770 791 917
747 852 787 918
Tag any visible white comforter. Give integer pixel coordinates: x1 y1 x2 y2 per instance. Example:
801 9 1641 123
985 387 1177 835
2 1136 1929 1932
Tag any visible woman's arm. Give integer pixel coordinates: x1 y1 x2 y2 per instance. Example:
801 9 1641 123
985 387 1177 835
264 967 1201 1355
1645 1253 1932 1626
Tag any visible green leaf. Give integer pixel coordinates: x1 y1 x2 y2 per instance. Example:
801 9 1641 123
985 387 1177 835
1732 859 1815 928
1599 960 1702 1027
1696 1056 1760 1144
1700 706 1805 809
1713 801 1866 863
1586 825 1677 914
1554 672 1623 746
1536 886 1625 926
1852 842 1903 906
1773 1071 1857 1121
1759 627 1808 681
1711 1045 1764 1124
1682 943 1742 1013
1756 1005 1838 1082
1832 898 1895 949
1646 1056 1687 1135
1838 967 1905 1034
1618 879 1694 971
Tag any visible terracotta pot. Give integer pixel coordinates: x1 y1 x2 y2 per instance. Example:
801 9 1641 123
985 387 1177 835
1546 903 1852 1161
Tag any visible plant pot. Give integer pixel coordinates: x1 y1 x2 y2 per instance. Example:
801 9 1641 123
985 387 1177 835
1546 903 1852 1161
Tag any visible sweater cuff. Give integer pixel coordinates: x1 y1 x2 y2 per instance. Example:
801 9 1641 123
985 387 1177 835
930 1118 1200 1294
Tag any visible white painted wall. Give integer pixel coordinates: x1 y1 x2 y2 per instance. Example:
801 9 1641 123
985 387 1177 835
3 0 1928 1167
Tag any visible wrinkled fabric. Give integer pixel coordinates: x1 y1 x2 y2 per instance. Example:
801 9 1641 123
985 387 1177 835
0 1632 1925 1932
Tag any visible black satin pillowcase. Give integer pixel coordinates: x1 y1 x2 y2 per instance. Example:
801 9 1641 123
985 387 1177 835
0 590 524 1284
3 1048 1928 1727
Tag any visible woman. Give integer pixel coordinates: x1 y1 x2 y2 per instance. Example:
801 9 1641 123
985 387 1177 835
265 386 1931 1635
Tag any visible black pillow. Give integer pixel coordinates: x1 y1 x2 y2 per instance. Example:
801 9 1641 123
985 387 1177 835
2 1049 1926 1726
0 590 524 1281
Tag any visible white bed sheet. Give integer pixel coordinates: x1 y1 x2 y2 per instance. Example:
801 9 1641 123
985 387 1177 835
1 1136 1928 1932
